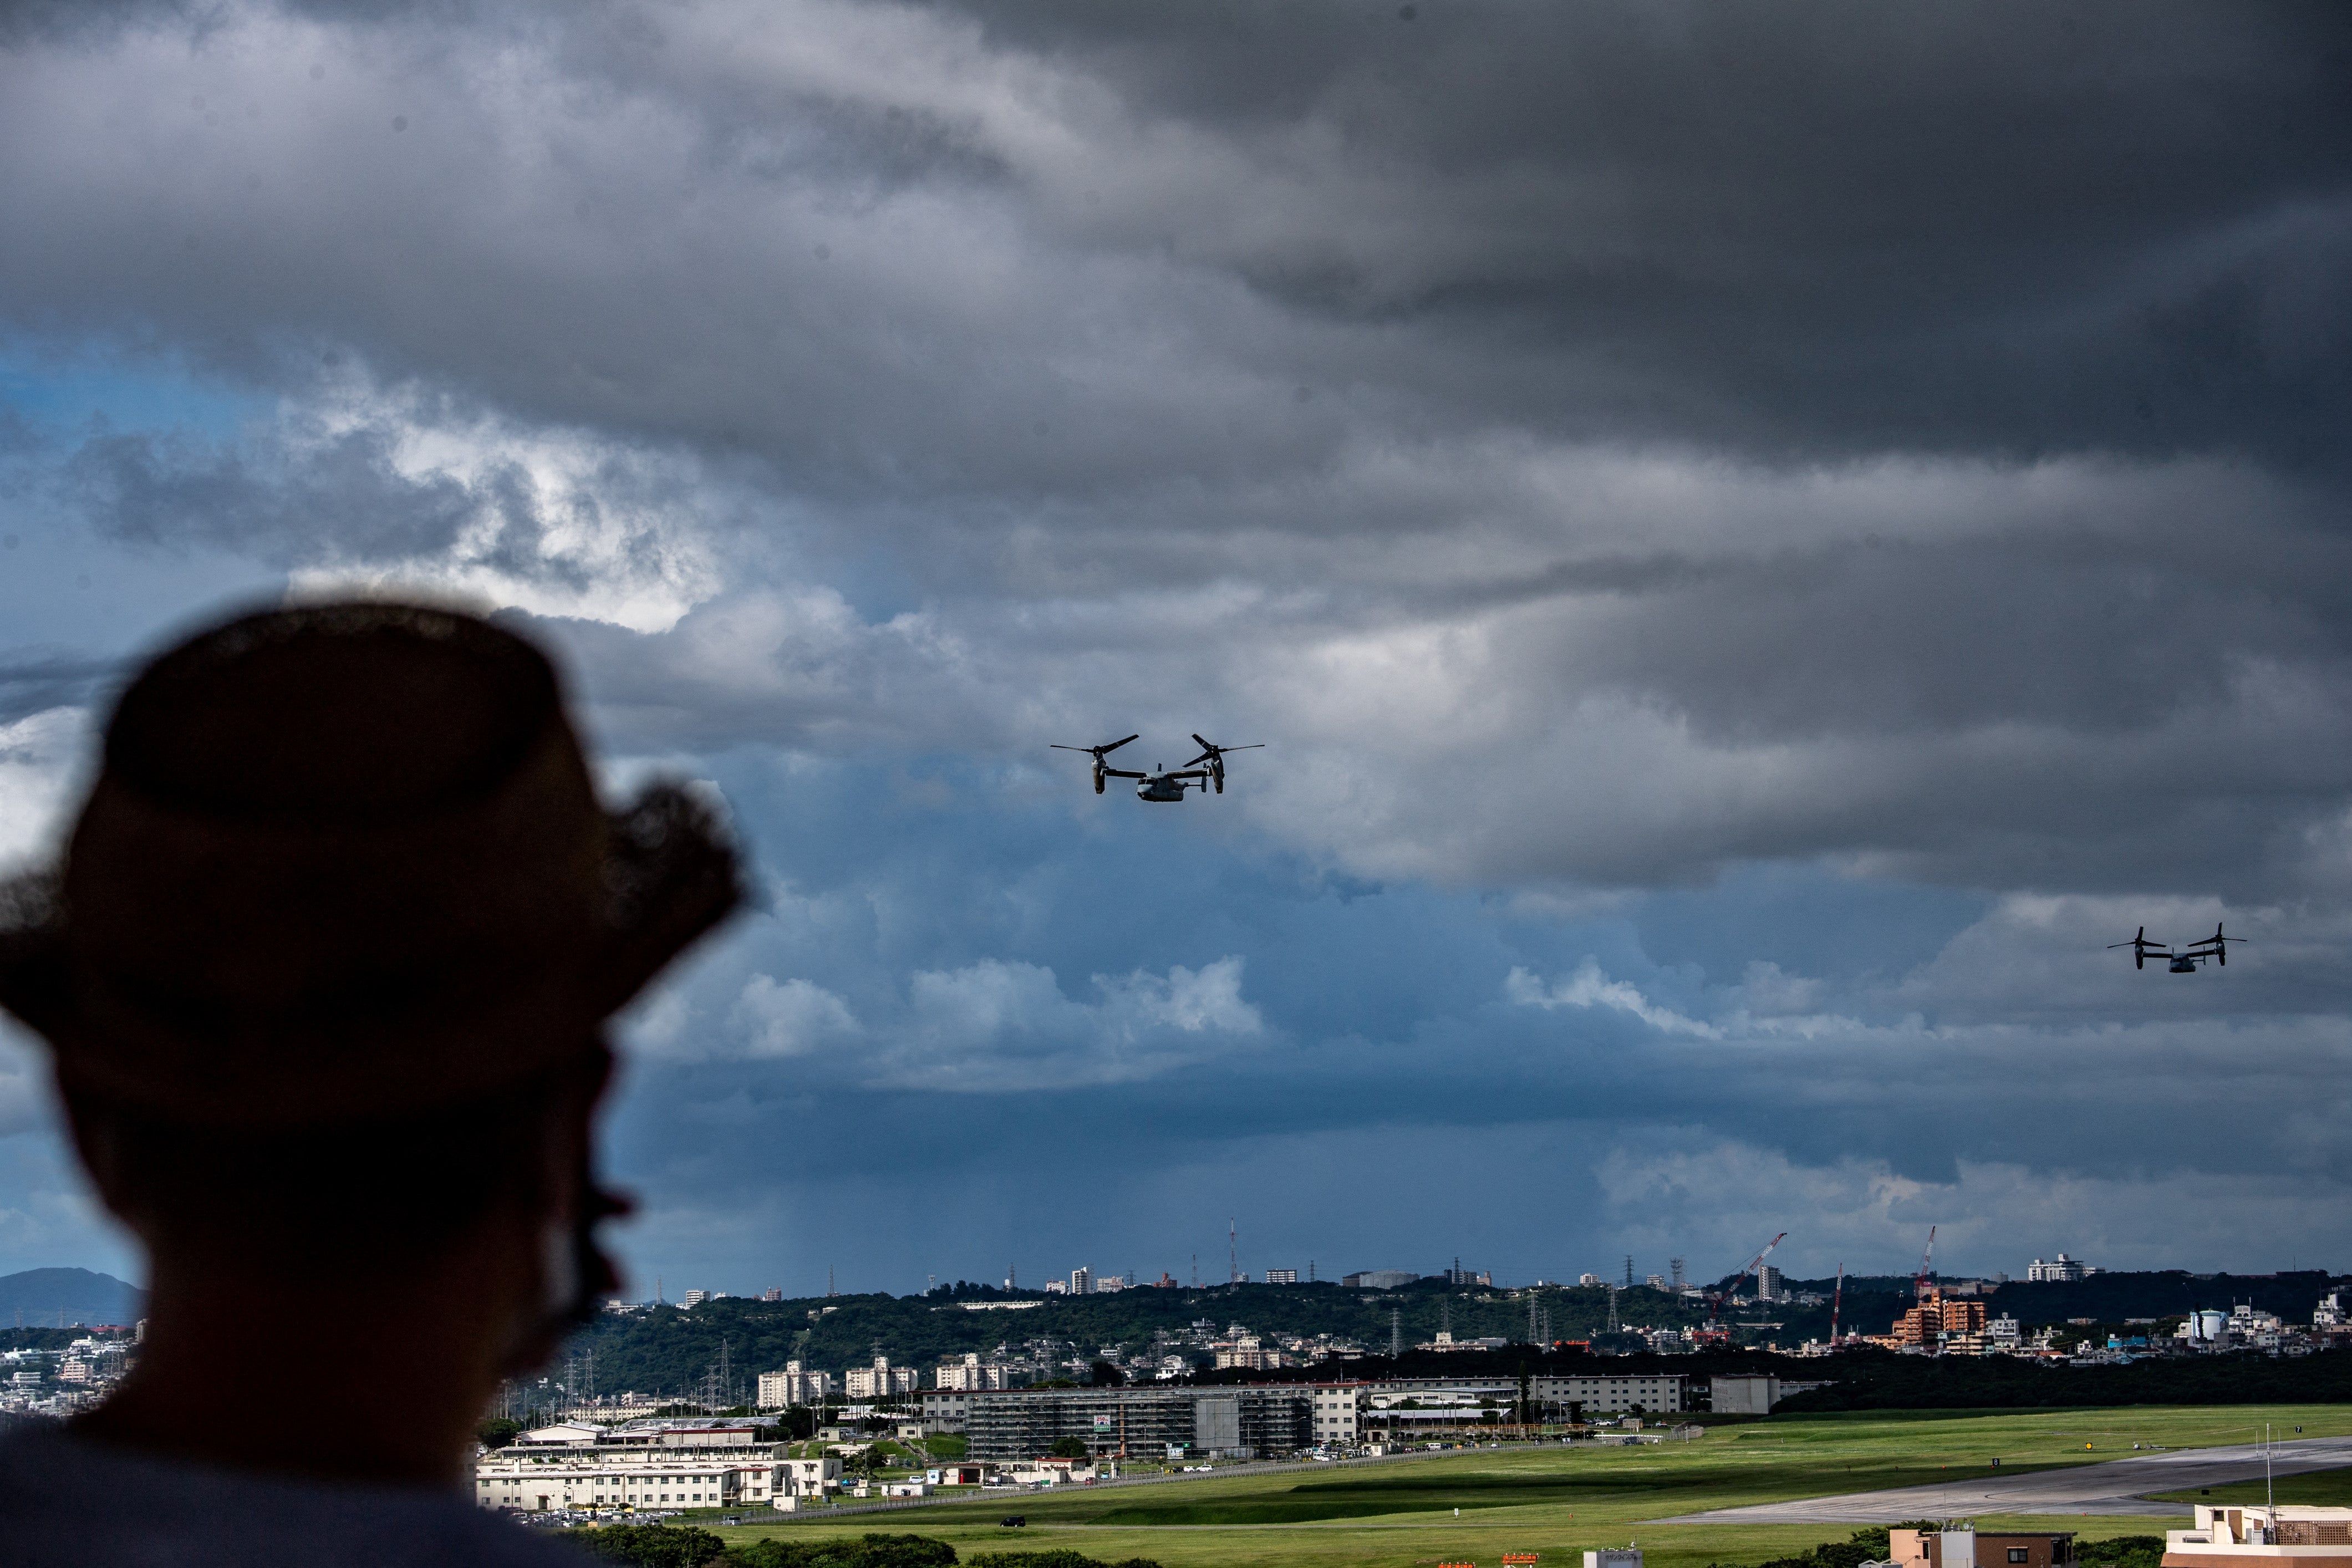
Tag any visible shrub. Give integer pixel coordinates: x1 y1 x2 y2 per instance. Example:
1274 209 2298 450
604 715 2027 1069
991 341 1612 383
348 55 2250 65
565 1523 730 1568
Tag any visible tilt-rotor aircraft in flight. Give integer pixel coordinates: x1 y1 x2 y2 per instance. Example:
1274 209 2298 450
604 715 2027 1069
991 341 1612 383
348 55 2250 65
2109 924 2244 973
1050 734 1264 802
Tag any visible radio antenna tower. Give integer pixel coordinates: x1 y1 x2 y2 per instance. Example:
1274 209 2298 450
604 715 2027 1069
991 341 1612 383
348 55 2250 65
1229 1218 1239 1286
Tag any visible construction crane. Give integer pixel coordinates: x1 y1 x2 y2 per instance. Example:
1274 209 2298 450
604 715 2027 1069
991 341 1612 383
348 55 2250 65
1829 1264 1845 1348
1913 1225 1937 1300
1698 1231 1788 1345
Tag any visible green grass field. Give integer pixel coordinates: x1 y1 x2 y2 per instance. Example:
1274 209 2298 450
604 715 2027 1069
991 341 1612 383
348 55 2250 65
703 1406 2352 1568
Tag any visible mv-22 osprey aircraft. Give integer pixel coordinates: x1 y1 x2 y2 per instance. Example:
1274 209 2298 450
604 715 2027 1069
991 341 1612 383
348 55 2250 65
2109 924 2244 973
1050 734 1263 801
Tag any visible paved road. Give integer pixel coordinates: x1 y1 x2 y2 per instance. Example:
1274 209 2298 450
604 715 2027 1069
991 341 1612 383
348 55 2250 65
1657 1434 2352 1524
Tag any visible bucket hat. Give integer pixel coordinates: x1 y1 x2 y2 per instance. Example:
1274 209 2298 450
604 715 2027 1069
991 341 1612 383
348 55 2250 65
0 600 741 1128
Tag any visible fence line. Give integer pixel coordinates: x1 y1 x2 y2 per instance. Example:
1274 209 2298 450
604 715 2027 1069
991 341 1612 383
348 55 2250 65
739 1438 1562 1526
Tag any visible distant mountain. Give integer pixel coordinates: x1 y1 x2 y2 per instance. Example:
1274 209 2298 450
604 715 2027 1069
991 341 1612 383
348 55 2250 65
0 1268 147 1328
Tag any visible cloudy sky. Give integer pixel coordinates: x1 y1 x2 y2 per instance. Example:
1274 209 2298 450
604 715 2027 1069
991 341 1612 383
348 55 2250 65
2 0 2349 1298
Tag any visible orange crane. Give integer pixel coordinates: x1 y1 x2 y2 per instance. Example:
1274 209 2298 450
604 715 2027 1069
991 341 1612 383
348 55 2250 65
1829 1264 1845 1347
1913 1225 1937 1300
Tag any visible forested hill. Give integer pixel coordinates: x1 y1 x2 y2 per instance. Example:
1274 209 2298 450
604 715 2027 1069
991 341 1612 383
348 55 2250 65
562 1270 2349 1402
566 1279 1738 1401
0 1267 145 1328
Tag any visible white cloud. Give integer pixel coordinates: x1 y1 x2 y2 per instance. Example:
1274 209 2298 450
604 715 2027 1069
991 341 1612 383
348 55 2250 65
0 707 90 875
730 974 861 1059
893 954 1262 1090
1507 960 1721 1038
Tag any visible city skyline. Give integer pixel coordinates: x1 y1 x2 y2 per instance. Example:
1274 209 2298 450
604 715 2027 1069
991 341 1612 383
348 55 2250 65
1 4 2349 1292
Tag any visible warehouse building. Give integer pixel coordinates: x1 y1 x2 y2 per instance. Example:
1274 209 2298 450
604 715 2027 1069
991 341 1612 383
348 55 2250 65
966 1386 1311 1462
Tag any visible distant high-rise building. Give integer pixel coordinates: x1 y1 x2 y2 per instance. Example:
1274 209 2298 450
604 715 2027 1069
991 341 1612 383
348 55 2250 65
761 1287 782 1302
682 1289 709 1308
2027 1254 2098 1282
1071 1266 1093 1295
1671 1258 1687 1292
1645 1274 1666 1290
1265 1269 1299 1285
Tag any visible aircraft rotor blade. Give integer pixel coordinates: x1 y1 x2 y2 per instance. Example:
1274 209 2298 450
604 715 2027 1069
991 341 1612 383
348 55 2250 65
1101 734 1139 755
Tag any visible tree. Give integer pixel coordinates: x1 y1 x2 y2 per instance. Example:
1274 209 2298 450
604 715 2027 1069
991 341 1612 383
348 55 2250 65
1048 1435 1088 1459
564 1523 727 1568
478 1417 524 1450
1086 1360 1125 1387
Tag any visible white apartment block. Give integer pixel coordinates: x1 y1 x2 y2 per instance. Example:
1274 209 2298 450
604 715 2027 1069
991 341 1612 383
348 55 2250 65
757 1361 835 1408
1309 1381 1368 1443
843 1356 919 1399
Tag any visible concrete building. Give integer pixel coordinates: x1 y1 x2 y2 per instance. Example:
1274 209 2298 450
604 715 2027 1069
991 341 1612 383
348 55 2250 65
1709 1375 1781 1414
919 1386 976 1429
756 1362 834 1408
476 1456 744 1513
1893 1529 2076 1568
1071 1267 1092 1296
1756 1266 1784 1302
1531 1372 1690 1414
844 1356 919 1400
2166 1504 2352 1567
2027 1255 2099 1282
1266 1269 1299 1285
1895 1291 1988 1348
1342 1270 1417 1289
966 1386 1311 1462
1308 1381 1370 1444
475 1423 839 1513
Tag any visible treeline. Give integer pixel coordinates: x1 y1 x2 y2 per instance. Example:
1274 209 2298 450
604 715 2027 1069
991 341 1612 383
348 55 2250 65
1776 1345 2352 1411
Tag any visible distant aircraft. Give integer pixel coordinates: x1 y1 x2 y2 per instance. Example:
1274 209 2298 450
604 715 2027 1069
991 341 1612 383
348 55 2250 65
1049 733 1263 802
2109 924 2244 973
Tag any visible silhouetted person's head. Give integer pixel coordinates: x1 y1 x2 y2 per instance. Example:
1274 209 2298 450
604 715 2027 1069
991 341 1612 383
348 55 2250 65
0 601 740 1477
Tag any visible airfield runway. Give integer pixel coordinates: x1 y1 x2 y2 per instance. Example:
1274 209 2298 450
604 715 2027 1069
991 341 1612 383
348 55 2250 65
1657 1433 2352 1524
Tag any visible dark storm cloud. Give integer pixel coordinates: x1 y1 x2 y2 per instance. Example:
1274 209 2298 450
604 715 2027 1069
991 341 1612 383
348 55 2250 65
4 1 2352 1287
938 0 2352 467
1 0 2346 899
